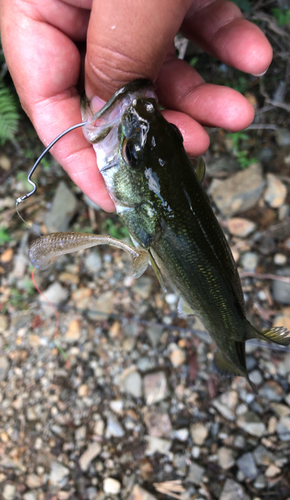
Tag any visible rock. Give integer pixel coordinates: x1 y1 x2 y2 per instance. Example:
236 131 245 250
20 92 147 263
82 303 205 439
207 154 241 177
220 479 250 500
190 422 208 445
270 403 290 418
49 461 70 485
0 154 11 170
264 174 287 208
257 147 274 163
259 381 283 401
240 251 259 271
144 408 172 438
277 349 290 376
145 436 171 456
79 442 101 471
84 251 102 274
75 425 86 441
3 484 17 500
26 473 42 488
227 218 256 237
45 181 78 232
274 253 287 265
212 399 235 421
249 370 263 386
122 369 142 398
218 447 235 470
209 163 265 217
272 268 290 304
276 416 290 441
65 319 82 343
0 314 8 333
0 355 9 381
169 345 186 367
237 411 266 436
173 428 189 441
236 452 258 480
253 474 266 490
129 485 158 500
187 462 205 485
132 276 153 299
265 464 281 478
275 127 290 147
0 247 14 263
105 413 125 438
143 371 169 405
39 282 69 316
23 493 38 500
91 291 114 320
146 325 164 347
103 478 121 494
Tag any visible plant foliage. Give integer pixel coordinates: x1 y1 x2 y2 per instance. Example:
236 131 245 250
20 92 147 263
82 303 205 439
0 83 20 145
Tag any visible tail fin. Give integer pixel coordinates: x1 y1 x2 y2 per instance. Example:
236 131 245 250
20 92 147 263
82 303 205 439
247 322 290 346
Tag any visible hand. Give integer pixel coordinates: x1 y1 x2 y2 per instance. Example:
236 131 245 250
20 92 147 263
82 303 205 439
0 0 272 212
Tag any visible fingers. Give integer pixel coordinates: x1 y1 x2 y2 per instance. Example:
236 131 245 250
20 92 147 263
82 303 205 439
157 58 255 131
161 110 210 156
182 0 272 76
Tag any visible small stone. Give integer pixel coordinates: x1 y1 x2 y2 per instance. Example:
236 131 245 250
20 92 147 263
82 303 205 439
237 452 258 480
0 154 11 170
0 314 8 333
145 436 171 456
190 422 208 445
84 251 102 274
40 282 68 316
122 369 142 398
272 268 290 304
45 181 78 232
218 447 235 470
91 291 114 320
75 425 86 441
240 251 259 272
146 325 164 347
26 407 37 421
144 409 172 438
259 380 283 401
274 253 287 266
265 464 281 478
0 355 9 381
132 276 153 299
169 345 186 367
249 370 263 386
78 384 89 397
253 445 275 466
105 413 125 438
209 163 265 217
228 218 256 237
103 478 121 494
264 174 287 208
275 127 290 147
23 493 37 500
276 416 290 441
188 462 205 485
129 485 158 500
49 461 70 485
65 319 81 343
26 473 42 488
237 411 266 436
220 478 250 500
173 428 189 441
212 400 235 421
253 474 266 490
79 442 101 471
0 248 14 263
3 484 16 500
277 350 290 376
110 400 124 414
143 371 169 405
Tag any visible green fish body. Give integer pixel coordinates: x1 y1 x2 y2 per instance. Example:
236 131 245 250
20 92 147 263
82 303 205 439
30 80 290 392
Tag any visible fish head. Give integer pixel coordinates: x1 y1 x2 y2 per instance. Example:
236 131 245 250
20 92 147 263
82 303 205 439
82 80 186 212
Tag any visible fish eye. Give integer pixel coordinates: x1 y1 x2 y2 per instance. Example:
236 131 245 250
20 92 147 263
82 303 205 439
170 123 183 143
122 139 142 169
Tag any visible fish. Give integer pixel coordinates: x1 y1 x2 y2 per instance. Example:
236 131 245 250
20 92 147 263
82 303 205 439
29 79 290 392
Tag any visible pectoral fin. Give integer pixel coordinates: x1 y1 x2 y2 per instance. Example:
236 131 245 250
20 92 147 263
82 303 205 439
177 297 196 317
196 157 206 183
148 250 167 292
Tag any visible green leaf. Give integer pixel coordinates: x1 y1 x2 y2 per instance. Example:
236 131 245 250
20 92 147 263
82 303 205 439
0 84 20 145
231 0 252 12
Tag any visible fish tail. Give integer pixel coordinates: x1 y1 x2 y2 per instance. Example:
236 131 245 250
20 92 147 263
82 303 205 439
247 321 290 346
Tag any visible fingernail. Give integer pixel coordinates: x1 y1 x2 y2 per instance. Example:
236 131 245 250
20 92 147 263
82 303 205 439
252 68 269 77
91 95 106 113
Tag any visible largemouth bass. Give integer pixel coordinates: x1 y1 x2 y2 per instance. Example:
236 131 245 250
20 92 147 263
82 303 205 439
29 79 290 392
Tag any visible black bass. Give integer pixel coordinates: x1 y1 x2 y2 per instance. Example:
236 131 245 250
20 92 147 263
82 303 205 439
29 80 290 392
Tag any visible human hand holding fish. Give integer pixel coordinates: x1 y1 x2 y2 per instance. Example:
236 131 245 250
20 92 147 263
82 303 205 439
0 0 272 211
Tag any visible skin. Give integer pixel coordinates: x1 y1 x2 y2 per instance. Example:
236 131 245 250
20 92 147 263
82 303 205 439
0 0 272 212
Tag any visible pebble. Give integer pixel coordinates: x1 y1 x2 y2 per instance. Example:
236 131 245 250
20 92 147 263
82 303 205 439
143 371 169 405
220 478 250 500
190 422 208 445
265 464 281 477
129 485 158 500
272 267 290 304
92 290 114 320
0 355 9 381
249 370 263 386
26 473 42 488
0 247 14 263
227 218 256 237
122 369 143 398
49 461 70 485
132 276 153 299
188 462 205 485
259 381 283 401
45 181 78 232
39 282 69 316
218 447 236 470
173 428 189 441
145 436 171 456
236 452 258 480
144 409 172 438
105 413 125 438
65 319 82 343
237 411 266 436
274 253 287 265
103 477 121 494
270 402 290 418
0 314 8 333
169 345 186 367
207 154 241 177
240 251 259 271
209 163 265 217
277 350 290 376
264 173 287 208
3 485 16 500
84 251 102 274
0 154 11 170
146 325 164 347
79 442 101 471
23 493 37 500
276 416 290 441
254 474 266 490
212 399 235 421
275 127 290 147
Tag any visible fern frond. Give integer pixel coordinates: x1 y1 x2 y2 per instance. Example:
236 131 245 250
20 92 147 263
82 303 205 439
0 84 20 145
